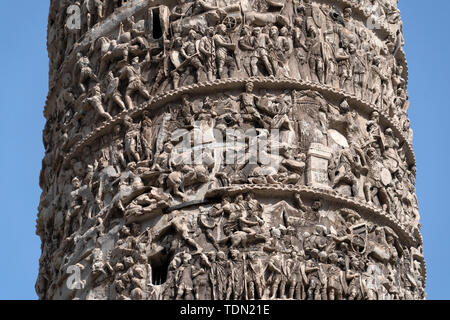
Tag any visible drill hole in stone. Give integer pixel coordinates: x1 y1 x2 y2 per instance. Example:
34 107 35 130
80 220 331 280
150 251 173 286
152 8 163 40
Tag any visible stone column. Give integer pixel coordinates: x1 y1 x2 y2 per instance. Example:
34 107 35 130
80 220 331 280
37 0 425 300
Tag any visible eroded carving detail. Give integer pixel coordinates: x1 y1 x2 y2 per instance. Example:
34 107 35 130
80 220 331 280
38 0 423 300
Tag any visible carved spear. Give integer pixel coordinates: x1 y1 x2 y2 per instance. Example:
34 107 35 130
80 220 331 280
243 252 248 300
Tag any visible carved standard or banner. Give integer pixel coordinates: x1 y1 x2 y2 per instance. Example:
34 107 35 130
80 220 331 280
37 0 424 300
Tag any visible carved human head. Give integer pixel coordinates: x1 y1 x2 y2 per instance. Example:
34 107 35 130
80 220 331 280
170 255 182 269
230 249 240 260
207 251 216 262
188 29 197 40
312 200 322 211
386 234 394 244
294 17 303 27
271 227 281 239
410 165 417 176
131 56 139 65
173 36 183 47
113 124 121 135
162 143 173 156
131 223 141 236
245 193 254 201
344 7 352 18
241 25 251 36
124 256 135 268
72 177 81 189
216 251 226 260
106 71 114 81
123 115 133 125
348 42 357 53
314 225 325 235
182 253 192 263
62 73 72 88
328 252 339 264
360 29 368 40
269 26 279 38
403 119 411 131
386 42 395 53
120 225 130 237
371 111 380 121
319 251 328 263
133 265 146 279
339 242 349 254
350 257 359 270
216 24 227 35
339 99 350 113
142 110 150 119
222 196 231 204
206 26 214 37
114 262 125 272
373 56 381 65
127 162 136 171
245 82 254 93
253 27 261 36
115 279 125 292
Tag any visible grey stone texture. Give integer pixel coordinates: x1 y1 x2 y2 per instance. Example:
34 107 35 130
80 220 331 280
37 0 424 300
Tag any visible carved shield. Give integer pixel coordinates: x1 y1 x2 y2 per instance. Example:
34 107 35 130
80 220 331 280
170 50 183 68
380 167 392 186
312 6 326 29
199 214 216 229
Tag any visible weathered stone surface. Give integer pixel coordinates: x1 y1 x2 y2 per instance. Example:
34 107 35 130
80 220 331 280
37 0 424 300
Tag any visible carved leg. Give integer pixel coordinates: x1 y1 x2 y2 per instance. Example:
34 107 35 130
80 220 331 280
125 88 135 109
317 61 324 84
288 280 296 299
262 56 274 76
250 57 259 76
113 95 126 111
248 281 255 300
139 86 151 100
90 99 112 120
270 276 281 299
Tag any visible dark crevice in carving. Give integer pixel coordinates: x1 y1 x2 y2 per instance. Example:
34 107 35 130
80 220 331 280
150 250 173 286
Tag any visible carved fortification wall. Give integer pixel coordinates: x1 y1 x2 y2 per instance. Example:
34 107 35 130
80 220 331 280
37 0 425 300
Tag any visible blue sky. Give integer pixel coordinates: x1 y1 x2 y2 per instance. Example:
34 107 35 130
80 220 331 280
0 0 448 300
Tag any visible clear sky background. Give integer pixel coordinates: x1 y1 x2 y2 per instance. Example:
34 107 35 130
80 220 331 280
0 0 448 300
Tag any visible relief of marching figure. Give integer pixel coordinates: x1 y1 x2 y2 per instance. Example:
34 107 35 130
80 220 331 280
38 0 424 300
47 0 409 131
